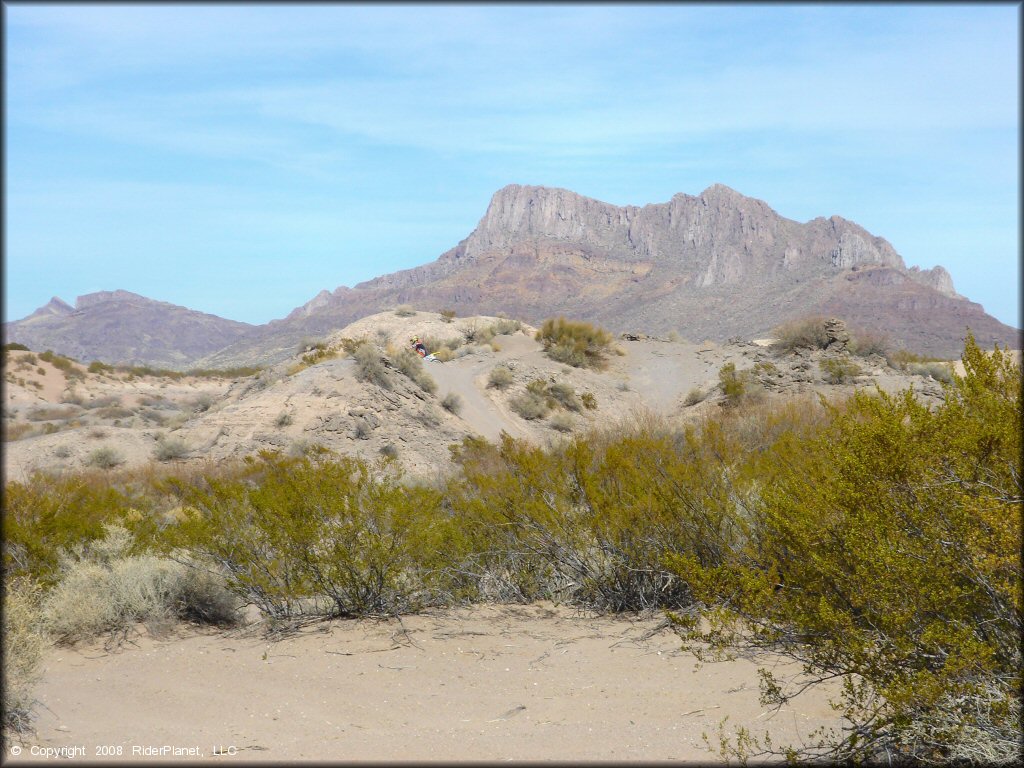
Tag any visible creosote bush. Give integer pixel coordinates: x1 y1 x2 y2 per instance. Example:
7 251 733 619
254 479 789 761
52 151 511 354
3 578 46 741
666 332 1022 764
87 446 123 469
392 348 437 394
535 316 614 369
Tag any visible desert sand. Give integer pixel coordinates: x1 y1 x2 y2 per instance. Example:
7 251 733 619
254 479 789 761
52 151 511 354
7 603 845 764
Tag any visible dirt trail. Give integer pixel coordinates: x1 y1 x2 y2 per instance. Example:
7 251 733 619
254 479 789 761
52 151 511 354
8 603 845 763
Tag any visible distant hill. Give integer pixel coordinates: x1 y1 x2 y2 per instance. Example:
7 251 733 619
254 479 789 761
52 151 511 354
3 290 254 370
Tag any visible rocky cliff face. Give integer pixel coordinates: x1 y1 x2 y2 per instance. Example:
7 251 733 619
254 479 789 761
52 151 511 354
4 291 255 370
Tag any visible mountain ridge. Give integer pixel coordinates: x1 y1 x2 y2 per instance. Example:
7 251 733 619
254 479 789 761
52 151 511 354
6 184 1019 368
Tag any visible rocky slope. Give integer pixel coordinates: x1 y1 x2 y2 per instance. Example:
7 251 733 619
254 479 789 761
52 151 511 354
4 291 255 370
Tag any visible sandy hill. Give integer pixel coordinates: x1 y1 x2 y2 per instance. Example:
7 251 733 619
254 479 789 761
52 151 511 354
3 311 952 483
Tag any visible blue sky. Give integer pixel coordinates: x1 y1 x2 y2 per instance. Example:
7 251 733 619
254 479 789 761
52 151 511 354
5 3 1020 328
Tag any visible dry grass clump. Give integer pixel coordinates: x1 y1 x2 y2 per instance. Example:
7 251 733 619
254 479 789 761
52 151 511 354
154 436 190 461
441 392 463 415
393 304 417 317
87 446 123 469
3 422 35 442
536 317 614 369
488 365 515 389
27 405 79 422
41 525 240 644
684 387 708 406
2 578 47 740
548 412 576 432
849 328 891 357
439 309 457 323
509 390 549 420
392 348 437 394
771 315 831 351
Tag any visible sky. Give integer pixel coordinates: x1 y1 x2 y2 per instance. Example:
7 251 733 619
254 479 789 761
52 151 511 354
4 3 1020 328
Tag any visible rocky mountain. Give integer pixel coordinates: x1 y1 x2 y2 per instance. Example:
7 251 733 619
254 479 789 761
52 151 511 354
3 290 255 370
195 184 1018 368
9 185 1018 369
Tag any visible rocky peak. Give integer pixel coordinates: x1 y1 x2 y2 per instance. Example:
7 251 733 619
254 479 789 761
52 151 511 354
907 265 957 298
25 296 74 320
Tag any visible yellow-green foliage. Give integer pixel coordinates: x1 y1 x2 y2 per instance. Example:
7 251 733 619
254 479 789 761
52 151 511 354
819 355 862 384
535 317 614 369
172 453 467 618
717 362 762 406
667 333 1022 763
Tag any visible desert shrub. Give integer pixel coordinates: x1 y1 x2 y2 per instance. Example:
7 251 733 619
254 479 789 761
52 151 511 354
886 348 949 370
441 392 463 415
353 345 392 390
39 350 77 370
392 349 437 394
491 317 522 336
338 337 368 355
27 405 79 422
718 362 748 405
908 361 954 383
580 392 597 410
439 309 457 323
380 443 399 460
683 387 707 406
353 416 374 440
3 342 30 351
462 320 496 345
421 334 464 354
84 395 121 409
509 391 549 420
275 412 294 428
154 436 189 462
819 356 863 384
172 454 464 619
488 365 515 390
546 381 582 412
666 333 1023 764
849 328 891 357
771 316 830 352
2 578 47 740
53 445 72 459
87 446 123 469
87 360 114 374
548 412 575 432
535 317 614 369
41 525 240 643
394 304 416 317
88 427 108 439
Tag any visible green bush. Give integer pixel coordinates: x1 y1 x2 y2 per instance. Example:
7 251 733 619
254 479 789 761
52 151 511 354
717 362 751 406
666 333 1022 763
173 454 464 619
3 342 30 352
535 317 614 369
819 356 863 384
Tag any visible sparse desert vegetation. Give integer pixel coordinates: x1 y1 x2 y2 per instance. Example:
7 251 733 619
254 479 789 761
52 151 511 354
535 316 615 369
2 318 1019 765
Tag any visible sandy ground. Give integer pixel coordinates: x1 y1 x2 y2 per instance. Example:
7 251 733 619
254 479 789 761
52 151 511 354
7 603 845 764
